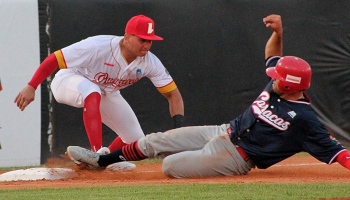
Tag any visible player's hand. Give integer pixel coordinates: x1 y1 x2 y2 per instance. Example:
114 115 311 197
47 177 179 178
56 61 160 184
14 85 35 111
172 114 185 128
263 14 283 35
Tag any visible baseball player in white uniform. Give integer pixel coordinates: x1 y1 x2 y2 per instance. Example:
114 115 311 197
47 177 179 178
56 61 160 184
14 15 185 170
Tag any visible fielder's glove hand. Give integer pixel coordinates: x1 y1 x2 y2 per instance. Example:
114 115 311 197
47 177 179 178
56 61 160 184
172 114 184 128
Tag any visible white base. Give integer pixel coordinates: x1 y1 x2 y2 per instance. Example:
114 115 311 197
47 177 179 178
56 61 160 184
0 167 77 182
106 161 136 171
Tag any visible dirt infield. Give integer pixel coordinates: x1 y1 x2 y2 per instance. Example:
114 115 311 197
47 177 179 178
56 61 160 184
0 154 349 190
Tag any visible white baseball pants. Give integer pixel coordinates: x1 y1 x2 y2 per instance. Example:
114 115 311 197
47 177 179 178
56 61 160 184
50 69 145 144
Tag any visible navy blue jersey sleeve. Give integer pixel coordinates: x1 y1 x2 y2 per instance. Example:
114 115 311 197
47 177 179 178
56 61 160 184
266 56 281 68
302 120 345 164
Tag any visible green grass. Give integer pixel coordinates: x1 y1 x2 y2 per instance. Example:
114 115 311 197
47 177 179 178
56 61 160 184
0 166 43 172
0 183 350 200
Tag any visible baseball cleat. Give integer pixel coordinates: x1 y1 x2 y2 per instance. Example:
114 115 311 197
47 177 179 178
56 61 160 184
105 162 136 171
96 147 110 155
67 146 102 169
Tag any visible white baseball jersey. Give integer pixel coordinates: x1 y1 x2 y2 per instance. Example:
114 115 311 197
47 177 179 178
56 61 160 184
54 35 177 95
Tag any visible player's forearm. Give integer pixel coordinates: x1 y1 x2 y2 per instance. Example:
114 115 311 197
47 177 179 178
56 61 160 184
169 97 184 117
162 88 184 115
335 150 350 170
169 98 184 126
169 100 184 116
28 53 58 89
167 89 184 128
265 31 283 59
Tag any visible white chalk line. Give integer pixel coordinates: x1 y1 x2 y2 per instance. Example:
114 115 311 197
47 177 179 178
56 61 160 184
273 163 328 167
137 170 158 173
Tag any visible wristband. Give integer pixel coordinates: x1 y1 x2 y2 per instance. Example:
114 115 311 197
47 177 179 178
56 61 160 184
336 150 350 170
172 114 184 128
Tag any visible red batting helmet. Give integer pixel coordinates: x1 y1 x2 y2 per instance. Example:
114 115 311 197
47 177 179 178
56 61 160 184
266 56 311 94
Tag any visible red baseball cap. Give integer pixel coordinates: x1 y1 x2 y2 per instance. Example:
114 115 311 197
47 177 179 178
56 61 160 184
125 15 163 41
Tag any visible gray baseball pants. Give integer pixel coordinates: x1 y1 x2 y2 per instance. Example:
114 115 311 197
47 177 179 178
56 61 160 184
137 124 255 178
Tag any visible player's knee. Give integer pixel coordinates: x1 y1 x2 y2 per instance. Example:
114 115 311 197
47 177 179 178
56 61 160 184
162 157 189 178
162 157 175 177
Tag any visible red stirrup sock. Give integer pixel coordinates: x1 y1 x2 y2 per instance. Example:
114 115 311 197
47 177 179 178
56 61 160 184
336 150 350 170
98 141 147 167
122 141 147 160
83 92 102 152
108 136 127 152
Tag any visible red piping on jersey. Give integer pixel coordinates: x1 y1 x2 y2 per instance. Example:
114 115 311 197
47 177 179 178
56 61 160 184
287 92 311 104
104 62 114 67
